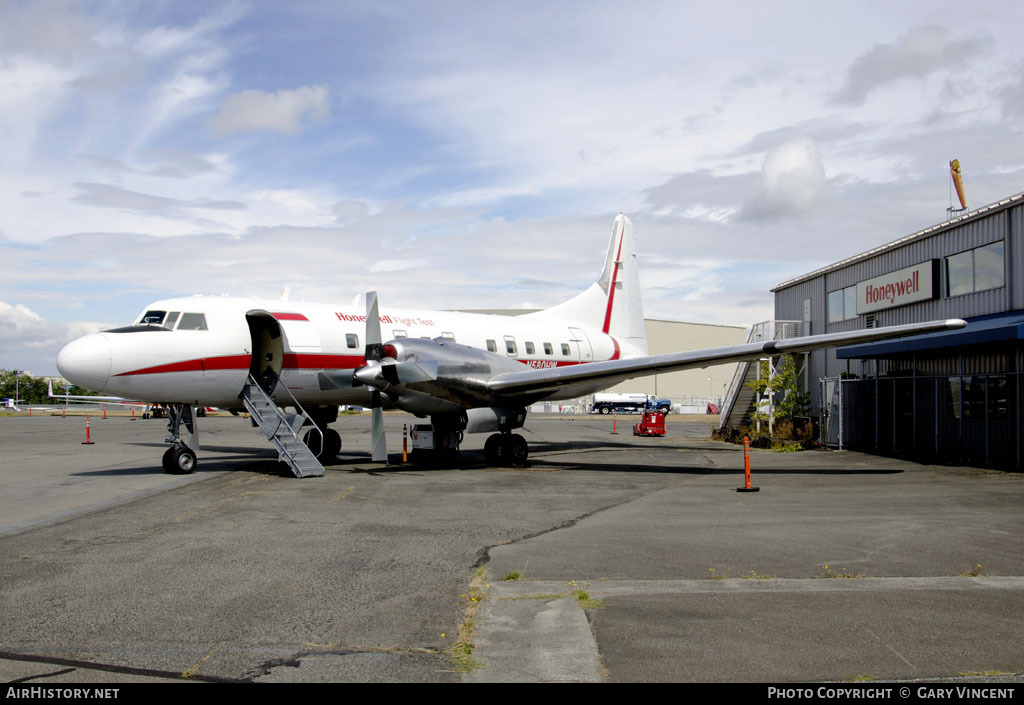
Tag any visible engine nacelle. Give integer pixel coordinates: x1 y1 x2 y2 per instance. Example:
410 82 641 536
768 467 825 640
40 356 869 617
466 407 527 434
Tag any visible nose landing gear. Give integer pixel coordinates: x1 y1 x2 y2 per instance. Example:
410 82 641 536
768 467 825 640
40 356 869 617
161 403 199 474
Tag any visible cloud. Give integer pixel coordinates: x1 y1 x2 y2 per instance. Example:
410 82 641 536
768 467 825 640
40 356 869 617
0 301 105 373
737 138 827 222
831 26 987 106
71 183 246 213
208 85 330 136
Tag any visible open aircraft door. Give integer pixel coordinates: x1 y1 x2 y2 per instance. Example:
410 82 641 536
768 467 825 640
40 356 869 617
246 312 284 394
246 311 323 397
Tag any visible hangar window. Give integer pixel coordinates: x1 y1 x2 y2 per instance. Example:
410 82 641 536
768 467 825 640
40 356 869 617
177 313 208 331
543 342 553 355
346 334 359 349
827 285 858 323
947 241 1005 297
486 339 497 353
525 342 535 355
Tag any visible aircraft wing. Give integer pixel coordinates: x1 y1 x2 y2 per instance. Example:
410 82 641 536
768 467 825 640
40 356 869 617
47 380 147 406
486 319 966 399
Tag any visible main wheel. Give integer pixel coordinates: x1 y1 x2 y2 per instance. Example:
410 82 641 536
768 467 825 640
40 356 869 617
508 434 529 468
303 429 324 457
324 429 342 459
600 406 610 414
484 434 503 465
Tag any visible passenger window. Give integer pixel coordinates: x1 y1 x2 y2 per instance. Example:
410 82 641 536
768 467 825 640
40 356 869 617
505 337 517 356
543 342 553 355
140 310 166 325
164 312 180 328
393 330 407 338
525 342 535 355
486 339 497 353
561 343 570 356
177 313 208 331
346 333 359 349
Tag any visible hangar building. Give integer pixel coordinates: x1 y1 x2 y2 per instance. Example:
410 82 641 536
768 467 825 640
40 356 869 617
771 190 1024 470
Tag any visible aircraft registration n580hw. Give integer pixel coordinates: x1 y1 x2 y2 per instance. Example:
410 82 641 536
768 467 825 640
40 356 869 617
57 214 965 476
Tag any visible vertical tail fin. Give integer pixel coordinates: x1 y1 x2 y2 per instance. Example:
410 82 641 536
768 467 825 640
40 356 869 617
527 214 647 355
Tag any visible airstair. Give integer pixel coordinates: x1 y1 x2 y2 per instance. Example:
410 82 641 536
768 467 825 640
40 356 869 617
241 375 325 478
718 320 804 431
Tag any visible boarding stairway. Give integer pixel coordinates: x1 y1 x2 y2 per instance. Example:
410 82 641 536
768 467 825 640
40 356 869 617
718 320 803 431
241 375 325 478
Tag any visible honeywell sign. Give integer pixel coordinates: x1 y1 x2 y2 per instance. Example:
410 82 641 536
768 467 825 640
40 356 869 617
856 260 939 314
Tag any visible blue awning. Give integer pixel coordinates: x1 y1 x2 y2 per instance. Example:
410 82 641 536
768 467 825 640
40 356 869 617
837 310 1024 359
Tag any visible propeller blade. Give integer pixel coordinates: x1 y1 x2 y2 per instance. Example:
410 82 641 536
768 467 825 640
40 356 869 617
370 388 387 463
365 291 384 361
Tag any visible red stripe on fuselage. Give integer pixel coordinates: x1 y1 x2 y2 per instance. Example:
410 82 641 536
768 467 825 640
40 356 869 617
114 353 364 377
602 221 626 334
271 312 309 321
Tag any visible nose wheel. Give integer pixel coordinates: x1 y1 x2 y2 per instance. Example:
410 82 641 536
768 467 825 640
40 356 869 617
162 445 197 474
161 403 200 474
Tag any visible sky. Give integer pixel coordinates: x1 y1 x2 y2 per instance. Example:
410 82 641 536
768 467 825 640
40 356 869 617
2 0 1023 375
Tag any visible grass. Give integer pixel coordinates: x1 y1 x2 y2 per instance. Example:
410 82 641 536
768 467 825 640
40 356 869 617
571 588 603 610
817 565 865 579
503 571 522 581
450 567 487 673
960 563 985 577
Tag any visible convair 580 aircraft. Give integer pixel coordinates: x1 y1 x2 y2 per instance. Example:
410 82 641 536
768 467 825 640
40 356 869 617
57 215 965 476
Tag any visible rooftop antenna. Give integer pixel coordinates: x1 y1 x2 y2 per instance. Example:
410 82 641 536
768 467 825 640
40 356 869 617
947 159 967 219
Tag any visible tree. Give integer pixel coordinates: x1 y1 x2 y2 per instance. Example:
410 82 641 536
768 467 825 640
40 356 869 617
744 354 810 425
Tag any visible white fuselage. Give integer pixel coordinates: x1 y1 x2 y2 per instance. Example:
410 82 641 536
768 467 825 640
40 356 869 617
57 296 640 408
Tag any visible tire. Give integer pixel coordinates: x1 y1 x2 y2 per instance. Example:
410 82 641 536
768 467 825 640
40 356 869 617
164 447 197 474
161 447 176 473
324 429 342 459
600 406 610 415
484 434 503 465
303 430 325 459
508 434 529 468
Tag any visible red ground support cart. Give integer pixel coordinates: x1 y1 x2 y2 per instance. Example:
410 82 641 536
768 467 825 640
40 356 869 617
633 410 666 437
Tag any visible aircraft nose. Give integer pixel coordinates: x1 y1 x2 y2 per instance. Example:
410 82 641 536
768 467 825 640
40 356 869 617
57 333 112 391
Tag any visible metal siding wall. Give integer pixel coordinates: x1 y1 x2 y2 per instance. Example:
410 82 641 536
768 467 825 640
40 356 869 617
1011 204 1023 310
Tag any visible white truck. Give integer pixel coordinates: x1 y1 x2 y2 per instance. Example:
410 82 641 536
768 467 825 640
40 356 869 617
591 393 649 414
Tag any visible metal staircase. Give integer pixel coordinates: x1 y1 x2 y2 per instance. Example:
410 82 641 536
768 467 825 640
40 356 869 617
718 320 804 431
241 375 325 478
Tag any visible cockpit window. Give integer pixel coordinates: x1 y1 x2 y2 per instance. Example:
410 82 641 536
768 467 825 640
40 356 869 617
140 310 166 325
164 311 180 328
177 313 208 331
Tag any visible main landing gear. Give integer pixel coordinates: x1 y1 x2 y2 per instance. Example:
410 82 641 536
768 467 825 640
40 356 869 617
162 403 199 474
302 407 342 463
303 427 342 461
483 433 529 467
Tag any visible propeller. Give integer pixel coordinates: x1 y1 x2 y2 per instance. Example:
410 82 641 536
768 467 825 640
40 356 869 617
364 292 388 464
352 292 440 464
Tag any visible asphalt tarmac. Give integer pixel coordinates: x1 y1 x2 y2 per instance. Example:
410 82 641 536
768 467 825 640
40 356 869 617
0 412 1021 683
